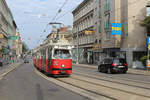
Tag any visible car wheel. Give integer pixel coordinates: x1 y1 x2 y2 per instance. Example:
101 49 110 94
98 66 101 72
123 71 127 74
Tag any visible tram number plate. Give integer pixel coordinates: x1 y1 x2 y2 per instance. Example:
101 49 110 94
61 71 66 74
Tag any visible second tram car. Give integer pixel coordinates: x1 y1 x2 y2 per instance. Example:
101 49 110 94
33 41 73 76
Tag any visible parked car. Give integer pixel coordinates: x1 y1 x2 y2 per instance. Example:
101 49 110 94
24 58 29 63
98 58 128 74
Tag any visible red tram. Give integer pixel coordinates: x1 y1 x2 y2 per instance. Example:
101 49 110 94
33 42 73 76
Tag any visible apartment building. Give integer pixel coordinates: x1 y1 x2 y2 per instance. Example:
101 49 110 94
0 0 17 64
44 26 73 45
15 32 22 58
94 0 150 67
72 0 95 64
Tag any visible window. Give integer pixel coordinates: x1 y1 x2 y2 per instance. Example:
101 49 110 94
104 13 110 30
104 0 110 12
99 21 101 33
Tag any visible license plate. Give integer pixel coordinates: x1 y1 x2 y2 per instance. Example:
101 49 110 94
118 66 124 68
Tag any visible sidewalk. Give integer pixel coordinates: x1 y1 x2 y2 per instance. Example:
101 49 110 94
0 61 23 78
73 64 150 76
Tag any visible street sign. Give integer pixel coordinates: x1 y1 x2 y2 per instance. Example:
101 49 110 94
8 36 18 40
111 23 122 35
85 31 95 35
0 34 4 39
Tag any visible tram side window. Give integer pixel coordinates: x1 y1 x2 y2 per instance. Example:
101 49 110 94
48 48 52 60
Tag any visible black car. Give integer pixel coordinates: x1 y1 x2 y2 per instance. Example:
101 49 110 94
24 58 29 63
98 58 128 74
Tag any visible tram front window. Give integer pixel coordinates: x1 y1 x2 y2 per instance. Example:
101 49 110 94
54 49 71 59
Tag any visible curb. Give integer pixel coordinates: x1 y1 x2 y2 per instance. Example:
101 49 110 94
34 69 112 100
0 62 23 78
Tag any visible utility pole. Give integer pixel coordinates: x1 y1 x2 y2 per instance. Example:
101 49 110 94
146 4 150 71
76 27 79 64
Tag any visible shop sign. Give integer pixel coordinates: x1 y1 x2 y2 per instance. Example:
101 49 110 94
111 23 122 35
0 34 4 39
85 31 95 35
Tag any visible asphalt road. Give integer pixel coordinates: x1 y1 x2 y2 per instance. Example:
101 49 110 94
0 63 89 100
73 65 150 82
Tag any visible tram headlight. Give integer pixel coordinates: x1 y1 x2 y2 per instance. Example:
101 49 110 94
62 64 65 68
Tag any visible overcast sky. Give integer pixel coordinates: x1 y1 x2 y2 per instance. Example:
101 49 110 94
6 0 83 49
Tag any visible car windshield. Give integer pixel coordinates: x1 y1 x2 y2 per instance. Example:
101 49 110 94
113 59 126 64
53 49 71 59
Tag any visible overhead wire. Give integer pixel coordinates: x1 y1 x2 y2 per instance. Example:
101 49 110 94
37 0 70 45
51 0 69 21
39 0 145 45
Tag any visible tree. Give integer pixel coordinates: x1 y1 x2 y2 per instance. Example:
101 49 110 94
22 42 29 53
140 16 150 36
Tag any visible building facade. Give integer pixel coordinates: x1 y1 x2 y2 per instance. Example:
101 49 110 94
0 0 18 64
44 26 73 44
15 32 22 58
94 0 149 67
72 0 95 64
73 0 150 67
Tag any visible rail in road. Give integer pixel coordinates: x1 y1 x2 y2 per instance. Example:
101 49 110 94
34 68 114 100
35 68 150 100
73 65 150 83
73 69 150 89
73 71 150 96
73 65 150 76
58 75 150 100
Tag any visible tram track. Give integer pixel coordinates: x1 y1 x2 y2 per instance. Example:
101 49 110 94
34 67 150 100
34 65 150 100
73 65 150 83
73 71 150 90
56 78 116 100
34 69 114 100
73 69 150 89
73 65 150 76
58 75 150 100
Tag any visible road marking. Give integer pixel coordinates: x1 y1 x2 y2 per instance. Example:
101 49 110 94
34 69 112 100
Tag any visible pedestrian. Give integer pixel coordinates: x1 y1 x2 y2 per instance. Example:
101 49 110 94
0 55 3 66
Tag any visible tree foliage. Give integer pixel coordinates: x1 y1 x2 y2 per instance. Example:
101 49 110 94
22 42 29 53
140 16 150 36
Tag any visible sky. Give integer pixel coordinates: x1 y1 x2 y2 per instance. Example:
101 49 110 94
6 0 83 49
